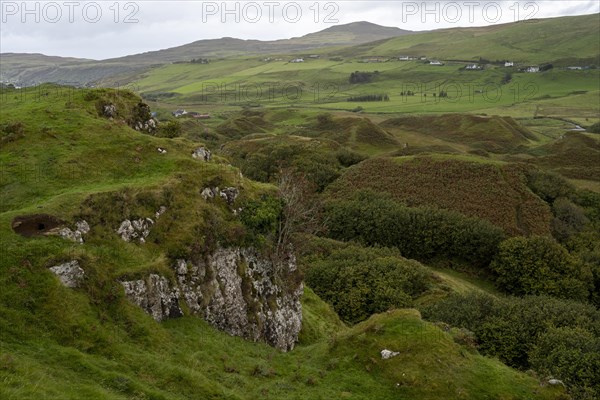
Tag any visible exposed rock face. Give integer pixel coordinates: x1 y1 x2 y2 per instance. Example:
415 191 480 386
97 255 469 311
192 147 211 161
201 187 218 200
120 247 303 351
117 218 154 243
133 119 157 132
58 220 90 244
176 247 302 351
120 274 183 322
201 187 239 205
49 260 85 288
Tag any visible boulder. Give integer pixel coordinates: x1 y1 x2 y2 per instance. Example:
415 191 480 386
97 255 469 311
381 349 400 360
49 260 85 288
192 147 211 161
155 206 167 219
201 187 218 200
75 220 90 234
201 187 239 206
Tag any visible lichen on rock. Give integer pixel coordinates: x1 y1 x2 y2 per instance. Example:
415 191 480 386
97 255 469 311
49 260 85 288
121 247 302 351
116 218 154 243
192 147 211 161
120 274 182 322
177 247 302 351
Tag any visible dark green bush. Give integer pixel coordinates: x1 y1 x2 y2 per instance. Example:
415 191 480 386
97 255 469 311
491 236 592 301
422 292 600 395
530 326 600 400
525 170 575 203
335 148 366 167
587 122 600 133
239 195 282 244
324 191 506 267
552 197 590 242
157 120 182 138
304 245 431 324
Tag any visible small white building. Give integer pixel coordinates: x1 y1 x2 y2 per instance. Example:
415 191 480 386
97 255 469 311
290 58 304 63
505 61 514 67
465 64 481 70
526 66 540 73
430 60 444 66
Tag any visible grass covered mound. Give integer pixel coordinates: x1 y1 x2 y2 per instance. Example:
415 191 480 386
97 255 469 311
326 156 552 236
527 132 600 181
381 114 536 153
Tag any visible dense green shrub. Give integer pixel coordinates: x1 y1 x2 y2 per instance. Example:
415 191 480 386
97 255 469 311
491 236 592 301
587 122 600 133
552 197 590 242
422 292 600 396
324 191 506 267
226 137 342 191
525 170 575 203
156 120 182 138
304 245 431 324
239 195 282 247
335 148 366 167
530 327 600 400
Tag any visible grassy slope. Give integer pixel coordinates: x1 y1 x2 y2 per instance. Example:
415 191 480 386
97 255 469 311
362 14 600 63
0 86 567 399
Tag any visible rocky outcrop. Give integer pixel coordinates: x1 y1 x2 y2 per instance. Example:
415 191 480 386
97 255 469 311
219 187 239 205
175 247 302 351
120 247 303 351
120 274 182 322
116 207 166 243
116 218 154 243
102 104 116 118
200 187 239 205
133 119 157 133
58 220 90 244
128 102 157 133
192 147 211 161
49 260 85 288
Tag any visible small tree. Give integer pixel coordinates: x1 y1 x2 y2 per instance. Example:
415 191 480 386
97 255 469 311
275 169 324 259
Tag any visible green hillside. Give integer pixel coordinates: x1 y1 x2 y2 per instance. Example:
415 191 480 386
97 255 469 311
2 12 600 399
0 85 574 400
360 14 600 63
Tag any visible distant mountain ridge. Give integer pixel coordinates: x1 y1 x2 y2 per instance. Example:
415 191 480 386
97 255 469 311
1 14 599 87
0 21 411 86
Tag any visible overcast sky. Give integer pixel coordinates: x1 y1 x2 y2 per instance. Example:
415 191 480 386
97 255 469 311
1 1 598 59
